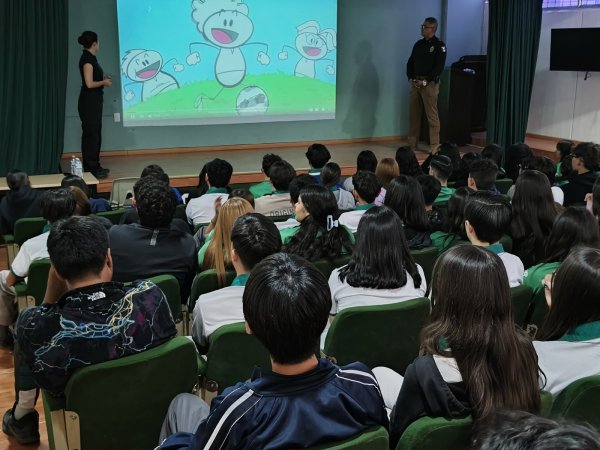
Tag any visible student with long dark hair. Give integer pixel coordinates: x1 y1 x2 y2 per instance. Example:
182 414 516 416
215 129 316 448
395 146 423 177
384 175 431 248
562 142 600 206
534 247 600 396
523 207 599 295
321 162 355 210
430 187 473 252
77 31 112 179
555 139 574 178
283 185 354 261
505 143 533 183
510 170 562 268
343 150 377 192
329 207 426 316
374 245 540 448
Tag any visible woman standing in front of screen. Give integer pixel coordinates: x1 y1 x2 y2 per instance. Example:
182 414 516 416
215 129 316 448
77 31 111 179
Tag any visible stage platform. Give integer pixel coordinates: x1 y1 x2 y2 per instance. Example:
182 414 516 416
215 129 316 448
59 133 557 194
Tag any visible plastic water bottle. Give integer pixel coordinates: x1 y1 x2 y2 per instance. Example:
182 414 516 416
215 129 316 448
74 157 83 177
70 155 76 175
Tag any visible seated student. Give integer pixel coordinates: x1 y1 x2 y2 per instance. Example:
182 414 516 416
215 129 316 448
61 174 111 213
109 177 197 302
249 153 282 199
0 170 42 235
321 162 355 210
505 142 533 183
417 174 446 232
468 159 500 193
523 156 564 205
452 151 482 188
254 160 296 217
374 158 399 206
0 189 75 332
339 171 380 233
305 143 331 184
3 216 176 444
192 213 281 350
186 159 233 225
373 245 540 448
395 146 423 177
429 154 455 204
422 142 463 183
523 207 599 295
481 143 507 179
464 191 524 287
185 163 209 204
343 150 377 192
274 174 317 232
199 198 254 287
555 139 574 179
329 206 426 316
140 164 184 204
534 247 600 396
430 187 473 253
283 185 354 260
510 170 562 268
67 186 113 230
158 253 388 449
473 410 600 450
384 175 431 248
562 142 600 207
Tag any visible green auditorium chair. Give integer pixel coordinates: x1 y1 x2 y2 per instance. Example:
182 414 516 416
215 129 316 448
410 247 439 285
495 178 514 195
524 288 549 338
145 274 184 335
4 217 47 265
189 269 236 312
300 426 389 450
312 255 352 279
510 285 533 328
551 375 600 429
202 322 270 395
42 336 200 450
323 298 430 375
396 416 473 450
14 258 51 312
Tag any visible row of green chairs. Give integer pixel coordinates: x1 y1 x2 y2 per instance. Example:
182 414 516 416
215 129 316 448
446 178 514 195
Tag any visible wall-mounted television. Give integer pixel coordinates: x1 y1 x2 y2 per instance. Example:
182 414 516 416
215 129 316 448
550 28 600 72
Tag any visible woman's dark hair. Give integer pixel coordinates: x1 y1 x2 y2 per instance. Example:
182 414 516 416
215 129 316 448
481 143 504 167
338 206 422 290
437 142 462 180
510 170 561 248
284 185 353 261
525 156 557 185
538 247 600 341
243 253 331 364
194 164 209 197
556 140 574 161
543 207 600 263
61 174 89 196
423 245 540 420
559 154 575 179
68 186 92 217
320 162 341 188
395 146 423 177
289 174 317 204
356 150 378 172
505 143 533 182
78 31 98 49
442 187 473 240
384 175 429 231
6 170 30 192
572 142 600 172
261 153 282 176
41 188 76 223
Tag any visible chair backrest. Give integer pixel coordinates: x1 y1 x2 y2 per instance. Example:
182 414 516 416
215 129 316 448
189 269 236 311
410 247 440 286
14 258 51 306
205 322 271 393
109 177 139 208
499 234 513 253
510 285 533 328
48 337 198 450
524 289 549 338
396 416 473 450
312 255 352 278
495 178 514 195
324 298 430 375
301 426 389 450
14 217 47 246
95 208 126 225
146 274 182 322
551 375 600 429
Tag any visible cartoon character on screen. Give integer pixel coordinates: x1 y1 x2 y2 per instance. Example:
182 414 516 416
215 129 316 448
121 49 183 103
279 21 337 78
187 0 270 112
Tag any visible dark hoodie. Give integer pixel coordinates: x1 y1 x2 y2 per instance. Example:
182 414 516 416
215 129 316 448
389 354 471 448
0 186 42 235
561 171 599 207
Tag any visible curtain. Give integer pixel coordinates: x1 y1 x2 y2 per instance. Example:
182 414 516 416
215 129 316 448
0 0 68 176
487 0 542 153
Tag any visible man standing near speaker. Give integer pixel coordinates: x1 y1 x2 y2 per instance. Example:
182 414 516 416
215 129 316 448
407 17 447 154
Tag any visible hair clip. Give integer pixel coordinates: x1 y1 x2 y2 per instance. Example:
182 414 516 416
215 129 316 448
326 215 339 231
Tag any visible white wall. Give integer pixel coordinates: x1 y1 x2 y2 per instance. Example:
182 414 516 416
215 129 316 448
527 9 600 142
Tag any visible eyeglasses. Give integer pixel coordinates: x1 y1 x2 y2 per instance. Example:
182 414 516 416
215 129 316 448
421 25 435 29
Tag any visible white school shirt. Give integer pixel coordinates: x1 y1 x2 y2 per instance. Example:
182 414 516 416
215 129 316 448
485 244 524 287
338 204 374 233
186 190 229 225
11 232 49 278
